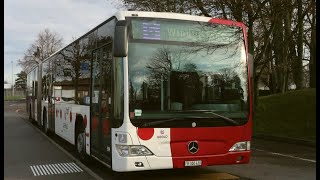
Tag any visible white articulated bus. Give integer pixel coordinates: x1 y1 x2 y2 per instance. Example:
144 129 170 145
26 11 253 172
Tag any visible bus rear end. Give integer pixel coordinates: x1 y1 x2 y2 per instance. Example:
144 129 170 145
111 12 252 172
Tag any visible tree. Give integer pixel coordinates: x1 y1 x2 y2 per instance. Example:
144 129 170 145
57 36 93 104
112 0 314 96
18 28 63 73
304 0 316 88
15 71 27 91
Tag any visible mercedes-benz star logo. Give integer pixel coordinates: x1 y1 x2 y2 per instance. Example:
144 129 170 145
188 141 199 154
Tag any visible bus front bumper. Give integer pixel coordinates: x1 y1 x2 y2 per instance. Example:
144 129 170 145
112 151 250 172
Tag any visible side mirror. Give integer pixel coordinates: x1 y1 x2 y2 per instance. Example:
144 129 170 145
113 20 129 57
248 53 254 78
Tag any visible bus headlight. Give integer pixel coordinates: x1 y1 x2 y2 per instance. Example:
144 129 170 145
116 145 153 157
229 141 250 152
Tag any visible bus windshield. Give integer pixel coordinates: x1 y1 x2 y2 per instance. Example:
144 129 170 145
127 17 249 128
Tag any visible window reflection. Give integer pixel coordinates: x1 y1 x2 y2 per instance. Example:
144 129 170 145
127 18 248 127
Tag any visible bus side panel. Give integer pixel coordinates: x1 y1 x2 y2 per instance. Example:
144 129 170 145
54 103 91 155
70 104 91 155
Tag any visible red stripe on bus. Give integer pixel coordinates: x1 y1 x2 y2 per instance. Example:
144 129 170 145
208 18 244 27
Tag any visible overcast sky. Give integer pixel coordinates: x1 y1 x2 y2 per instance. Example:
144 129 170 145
4 0 123 84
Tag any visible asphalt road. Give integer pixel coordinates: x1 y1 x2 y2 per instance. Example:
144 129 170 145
4 101 98 180
4 101 316 180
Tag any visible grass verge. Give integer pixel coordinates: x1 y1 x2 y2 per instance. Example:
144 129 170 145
253 88 316 142
4 96 25 101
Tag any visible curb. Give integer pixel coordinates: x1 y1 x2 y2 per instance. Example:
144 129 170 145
253 134 316 147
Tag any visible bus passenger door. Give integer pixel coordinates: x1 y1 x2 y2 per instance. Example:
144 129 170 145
90 44 113 165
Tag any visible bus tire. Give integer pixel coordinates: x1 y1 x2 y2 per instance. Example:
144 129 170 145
75 123 87 161
29 104 35 124
29 105 32 120
43 109 49 135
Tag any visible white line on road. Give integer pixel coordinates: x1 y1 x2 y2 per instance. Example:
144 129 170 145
30 166 37 176
67 162 80 172
41 165 50 175
52 164 63 174
45 164 54 175
36 165 44 176
71 162 83 172
39 165 47 175
56 163 68 174
48 164 58 174
30 162 84 176
18 112 104 180
61 163 72 173
254 148 316 163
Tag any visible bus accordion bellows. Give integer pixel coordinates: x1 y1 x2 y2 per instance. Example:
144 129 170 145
26 11 253 172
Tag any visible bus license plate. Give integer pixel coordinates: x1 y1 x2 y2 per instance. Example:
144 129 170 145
185 160 202 167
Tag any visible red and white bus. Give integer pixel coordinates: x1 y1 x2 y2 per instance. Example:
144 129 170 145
26 11 253 172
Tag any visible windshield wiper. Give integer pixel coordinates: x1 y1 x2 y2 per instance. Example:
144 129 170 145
178 110 239 125
204 111 239 125
141 116 213 127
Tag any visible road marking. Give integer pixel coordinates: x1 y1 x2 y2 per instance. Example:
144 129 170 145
68 162 82 172
30 166 37 176
33 166 41 176
18 112 104 180
45 164 54 175
30 162 83 176
41 165 50 175
62 163 73 173
36 165 43 176
57 163 68 174
50 164 61 174
254 148 316 163
47 164 57 174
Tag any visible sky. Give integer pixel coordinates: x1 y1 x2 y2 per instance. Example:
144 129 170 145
4 0 124 84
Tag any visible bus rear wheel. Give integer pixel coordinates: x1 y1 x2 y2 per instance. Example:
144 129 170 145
75 124 87 161
43 109 49 134
29 107 32 120
29 105 35 124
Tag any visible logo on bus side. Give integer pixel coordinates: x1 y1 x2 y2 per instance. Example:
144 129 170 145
157 129 167 139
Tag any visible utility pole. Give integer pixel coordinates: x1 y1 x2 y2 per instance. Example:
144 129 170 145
11 61 14 96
